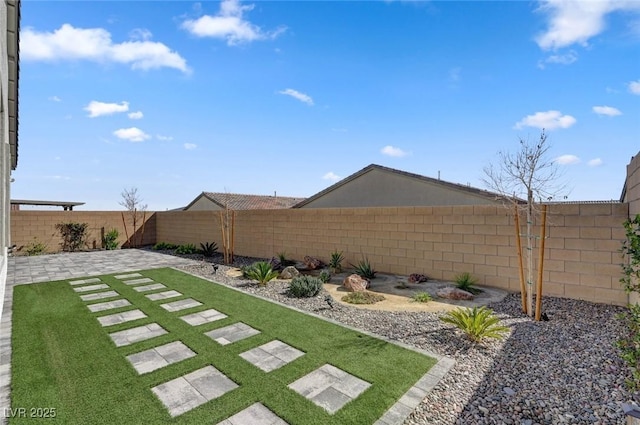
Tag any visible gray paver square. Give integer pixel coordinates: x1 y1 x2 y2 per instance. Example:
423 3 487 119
87 299 131 312
205 322 261 345
240 340 304 372
288 364 371 414
146 290 182 301
69 277 101 286
133 283 166 292
160 298 203 312
217 402 289 425
123 277 154 285
152 365 238 417
98 309 147 326
80 290 119 301
179 308 227 326
109 323 168 347
126 341 196 374
114 273 143 279
73 283 109 293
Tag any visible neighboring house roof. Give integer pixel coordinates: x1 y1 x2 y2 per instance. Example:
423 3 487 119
11 199 85 210
7 0 20 169
293 164 515 208
185 192 306 210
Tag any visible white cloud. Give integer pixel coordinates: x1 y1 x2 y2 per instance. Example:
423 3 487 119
48 95 61 102
279 88 314 105
535 0 640 50
537 50 578 69
323 172 340 181
21 24 190 73
629 80 640 95
588 158 603 166
514 110 576 130
381 145 410 157
113 127 150 142
592 105 622 116
449 66 461 82
184 143 197 150
129 28 152 41
128 111 144 120
182 0 286 46
84 100 129 118
157 134 173 141
555 154 581 165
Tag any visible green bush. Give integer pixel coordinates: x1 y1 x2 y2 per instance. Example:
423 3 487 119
25 238 47 256
103 229 119 250
454 272 481 295
244 261 279 285
328 250 344 272
318 270 332 283
411 292 432 303
351 257 377 280
55 222 88 252
289 275 324 298
175 244 197 255
153 242 178 250
440 306 509 343
341 291 385 305
199 242 218 257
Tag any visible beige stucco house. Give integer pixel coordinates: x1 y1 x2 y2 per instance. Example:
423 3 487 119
294 164 506 208
184 192 306 211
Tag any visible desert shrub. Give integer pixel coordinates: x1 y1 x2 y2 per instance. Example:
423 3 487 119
289 275 323 298
55 222 88 252
341 291 385 305
440 306 509 343
103 229 119 250
328 250 344 272
318 270 331 283
244 261 279 285
175 244 197 255
351 257 377 280
454 272 481 294
412 292 432 303
199 242 218 257
277 251 295 267
25 238 47 256
153 242 178 250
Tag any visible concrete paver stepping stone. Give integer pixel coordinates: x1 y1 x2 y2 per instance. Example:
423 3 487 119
122 277 155 285
146 290 182 301
180 308 227 326
217 402 289 425
80 290 119 301
240 340 304 372
160 298 203 312
288 364 371 414
73 283 110 293
114 273 143 279
126 341 196 374
151 365 238 417
97 309 147 327
87 299 131 313
205 322 261 345
133 283 166 292
109 323 168 347
69 277 102 286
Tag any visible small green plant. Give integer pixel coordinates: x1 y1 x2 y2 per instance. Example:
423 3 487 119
351 257 377 280
175 243 197 255
342 291 385 305
244 261 279 285
289 275 324 298
25 238 47 256
102 229 119 250
55 222 89 252
199 242 218 257
276 251 295 267
454 272 481 295
328 250 345 273
440 306 509 343
411 292 432 303
318 269 332 283
153 242 178 250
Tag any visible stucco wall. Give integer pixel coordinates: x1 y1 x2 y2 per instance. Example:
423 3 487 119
627 152 640 217
300 168 499 208
185 196 222 211
0 0 10 327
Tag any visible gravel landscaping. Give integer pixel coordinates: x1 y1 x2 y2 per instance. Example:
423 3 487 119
169 252 634 425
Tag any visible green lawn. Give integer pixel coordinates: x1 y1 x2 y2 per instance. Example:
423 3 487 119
11 268 436 424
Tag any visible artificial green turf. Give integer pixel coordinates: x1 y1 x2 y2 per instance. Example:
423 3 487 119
10 268 436 425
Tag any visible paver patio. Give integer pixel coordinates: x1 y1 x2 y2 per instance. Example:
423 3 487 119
97 309 148 327
79 290 119 301
239 340 305 372
180 308 228 326
160 298 203 312
73 283 110 293
109 323 168 347
205 322 261 345
217 402 289 425
126 341 196 374
146 290 182 301
87 299 131 312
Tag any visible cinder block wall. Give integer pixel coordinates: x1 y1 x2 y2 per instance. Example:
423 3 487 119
156 203 629 305
628 153 640 217
11 211 156 253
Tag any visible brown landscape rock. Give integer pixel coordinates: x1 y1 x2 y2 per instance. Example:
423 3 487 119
303 255 323 270
342 274 370 292
436 286 475 300
408 273 429 283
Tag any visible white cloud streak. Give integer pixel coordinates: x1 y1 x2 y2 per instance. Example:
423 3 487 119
592 105 622 116
514 110 576 130
21 24 190 73
588 158 603 166
156 135 173 141
85 101 129 118
381 145 410 157
113 127 150 142
555 154 581 165
323 172 340 181
629 80 640 95
48 96 61 102
128 111 144 120
279 88 314 105
537 50 578 69
184 143 197 150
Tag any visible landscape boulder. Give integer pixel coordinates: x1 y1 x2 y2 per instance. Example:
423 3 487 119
343 274 370 292
280 266 300 280
408 273 429 283
436 286 475 300
303 255 324 270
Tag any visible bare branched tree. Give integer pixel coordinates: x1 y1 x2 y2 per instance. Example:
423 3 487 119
482 130 567 317
119 187 148 248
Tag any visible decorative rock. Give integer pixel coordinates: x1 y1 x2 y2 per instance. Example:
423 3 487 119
408 273 429 283
280 266 300 280
342 274 370 292
503 387 516 396
436 286 475 300
303 256 323 270
269 257 282 271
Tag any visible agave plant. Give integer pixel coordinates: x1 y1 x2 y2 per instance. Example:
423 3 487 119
454 272 481 295
199 241 218 257
244 261 279 286
440 306 509 343
351 257 377 280
328 250 344 273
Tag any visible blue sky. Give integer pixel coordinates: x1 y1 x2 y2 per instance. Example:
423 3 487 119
13 0 640 210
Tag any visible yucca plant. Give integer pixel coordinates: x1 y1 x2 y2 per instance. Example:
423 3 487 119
328 250 344 273
351 257 377 280
454 272 481 295
199 241 218 257
276 251 295 267
440 306 509 343
244 261 279 286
